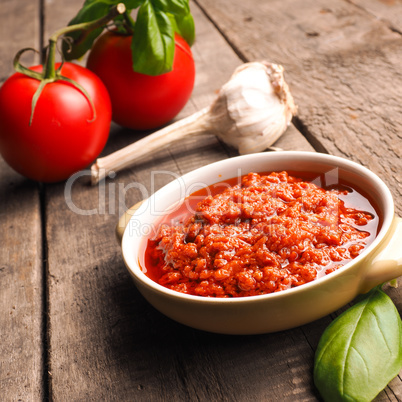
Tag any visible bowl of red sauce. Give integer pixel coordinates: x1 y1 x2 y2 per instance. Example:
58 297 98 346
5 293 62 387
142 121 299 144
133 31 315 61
119 151 402 334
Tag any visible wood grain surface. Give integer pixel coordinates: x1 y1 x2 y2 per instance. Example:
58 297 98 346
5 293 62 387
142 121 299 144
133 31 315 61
0 1 44 401
350 0 402 32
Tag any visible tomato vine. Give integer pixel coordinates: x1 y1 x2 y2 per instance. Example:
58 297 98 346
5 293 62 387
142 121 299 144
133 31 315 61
13 3 125 125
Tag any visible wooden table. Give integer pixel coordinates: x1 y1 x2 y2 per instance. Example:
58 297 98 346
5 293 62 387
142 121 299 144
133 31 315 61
1 0 401 400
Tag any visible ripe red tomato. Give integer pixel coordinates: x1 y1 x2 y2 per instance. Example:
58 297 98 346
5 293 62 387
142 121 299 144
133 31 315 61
0 62 111 183
86 32 195 130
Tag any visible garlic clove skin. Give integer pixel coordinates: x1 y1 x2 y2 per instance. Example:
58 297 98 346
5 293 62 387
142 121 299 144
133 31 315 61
209 61 297 154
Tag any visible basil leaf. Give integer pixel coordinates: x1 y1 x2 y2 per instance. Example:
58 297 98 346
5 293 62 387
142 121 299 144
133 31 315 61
63 0 115 61
124 0 145 8
314 286 402 402
171 12 195 45
131 0 175 75
152 0 189 15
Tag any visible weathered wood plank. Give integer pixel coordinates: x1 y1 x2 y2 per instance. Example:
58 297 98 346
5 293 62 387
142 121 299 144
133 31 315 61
0 169 43 401
0 0 40 81
0 1 44 400
350 0 402 33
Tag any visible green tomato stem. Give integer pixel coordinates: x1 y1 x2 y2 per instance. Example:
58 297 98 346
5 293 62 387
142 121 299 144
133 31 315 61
122 11 135 35
13 3 126 125
43 3 126 79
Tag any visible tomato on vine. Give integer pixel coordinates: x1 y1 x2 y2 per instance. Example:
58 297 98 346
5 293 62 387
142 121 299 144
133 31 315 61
64 0 196 130
0 5 126 182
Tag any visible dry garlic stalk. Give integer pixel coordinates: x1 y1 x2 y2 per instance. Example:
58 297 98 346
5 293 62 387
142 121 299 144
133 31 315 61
91 61 297 185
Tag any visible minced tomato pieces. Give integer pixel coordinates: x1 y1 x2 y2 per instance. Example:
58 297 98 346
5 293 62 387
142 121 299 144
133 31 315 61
144 171 377 297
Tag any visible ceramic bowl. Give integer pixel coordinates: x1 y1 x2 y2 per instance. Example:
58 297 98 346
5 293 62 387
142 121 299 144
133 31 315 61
118 151 402 335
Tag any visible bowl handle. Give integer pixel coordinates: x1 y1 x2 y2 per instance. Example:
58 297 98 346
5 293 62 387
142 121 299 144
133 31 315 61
359 216 402 293
115 200 145 244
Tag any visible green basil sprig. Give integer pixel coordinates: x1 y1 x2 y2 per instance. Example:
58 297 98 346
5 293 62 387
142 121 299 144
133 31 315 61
314 286 402 401
63 0 194 76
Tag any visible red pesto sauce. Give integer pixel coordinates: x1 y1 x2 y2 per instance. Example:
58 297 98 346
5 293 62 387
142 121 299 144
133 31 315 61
141 171 380 298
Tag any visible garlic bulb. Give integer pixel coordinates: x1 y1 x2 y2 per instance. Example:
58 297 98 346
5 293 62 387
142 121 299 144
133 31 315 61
209 62 297 154
91 61 297 185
